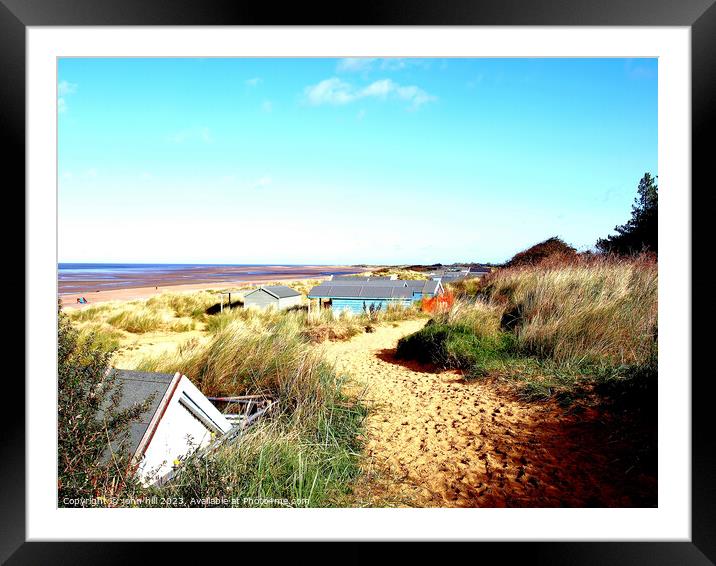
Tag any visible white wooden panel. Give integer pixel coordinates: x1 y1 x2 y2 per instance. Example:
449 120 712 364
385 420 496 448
136 376 231 485
277 294 302 310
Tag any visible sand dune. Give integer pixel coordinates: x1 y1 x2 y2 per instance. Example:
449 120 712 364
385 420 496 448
322 320 656 507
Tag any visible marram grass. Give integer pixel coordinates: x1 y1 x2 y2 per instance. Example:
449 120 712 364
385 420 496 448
397 256 657 401
137 310 366 507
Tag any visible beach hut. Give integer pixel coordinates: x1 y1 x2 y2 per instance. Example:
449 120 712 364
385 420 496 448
331 274 398 281
430 265 491 282
307 282 416 315
105 370 233 486
243 285 302 310
311 279 443 305
403 279 444 300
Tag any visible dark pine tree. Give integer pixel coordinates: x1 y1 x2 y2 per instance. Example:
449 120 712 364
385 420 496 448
597 173 658 255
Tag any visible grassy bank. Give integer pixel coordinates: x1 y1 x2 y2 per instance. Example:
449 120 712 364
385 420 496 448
136 312 366 506
147 390 366 507
70 283 422 341
398 256 657 404
65 285 425 507
68 291 218 334
65 302 369 507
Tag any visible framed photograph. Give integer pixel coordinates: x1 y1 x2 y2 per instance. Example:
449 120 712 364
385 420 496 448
10 0 713 562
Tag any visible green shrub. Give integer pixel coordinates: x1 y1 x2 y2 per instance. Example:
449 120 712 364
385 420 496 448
396 322 515 377
58 312 150 506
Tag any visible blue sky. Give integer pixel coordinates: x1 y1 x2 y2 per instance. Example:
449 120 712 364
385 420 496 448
58 57 657 264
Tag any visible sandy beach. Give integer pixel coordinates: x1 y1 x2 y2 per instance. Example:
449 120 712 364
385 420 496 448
59 264 364 309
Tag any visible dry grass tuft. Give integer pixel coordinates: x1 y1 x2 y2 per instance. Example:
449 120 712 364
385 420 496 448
483 255 657 366
146 291 217 319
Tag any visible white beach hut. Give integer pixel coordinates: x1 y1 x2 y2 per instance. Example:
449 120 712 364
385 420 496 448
243 285 302 310
107 370 232 486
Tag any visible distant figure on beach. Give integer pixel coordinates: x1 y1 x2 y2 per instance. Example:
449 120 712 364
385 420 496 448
77 297 88 304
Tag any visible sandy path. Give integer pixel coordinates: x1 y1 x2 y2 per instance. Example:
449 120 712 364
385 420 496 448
322 320 656 508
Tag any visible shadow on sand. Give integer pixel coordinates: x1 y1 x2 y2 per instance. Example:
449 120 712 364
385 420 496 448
374 348 445 374
205 300 243 315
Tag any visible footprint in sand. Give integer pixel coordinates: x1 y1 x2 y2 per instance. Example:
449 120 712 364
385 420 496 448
321 319 650 508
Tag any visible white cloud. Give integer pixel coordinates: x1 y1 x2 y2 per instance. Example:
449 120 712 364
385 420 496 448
361 79 393 98
304 77 436 109
336 58 429 73
58 80 78 113
336 58 377 72
379 59 410 71
393 83 436 109
304 78 356 105
58 80 78 96
261 100 273 113
245 77 262 87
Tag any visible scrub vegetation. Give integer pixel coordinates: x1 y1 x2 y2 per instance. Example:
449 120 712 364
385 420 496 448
62 282 424 507
60 301 369 507
58 312 149 506
399 251 657 406
60 171 658 508
140 314 367 507
69 285 424 353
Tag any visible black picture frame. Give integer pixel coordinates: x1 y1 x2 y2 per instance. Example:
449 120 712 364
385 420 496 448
8 0 713 563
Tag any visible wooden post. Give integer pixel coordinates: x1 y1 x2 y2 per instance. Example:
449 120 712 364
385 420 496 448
228 292 231 310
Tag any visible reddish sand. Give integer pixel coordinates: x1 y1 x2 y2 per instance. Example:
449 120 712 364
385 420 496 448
322 320 657 508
